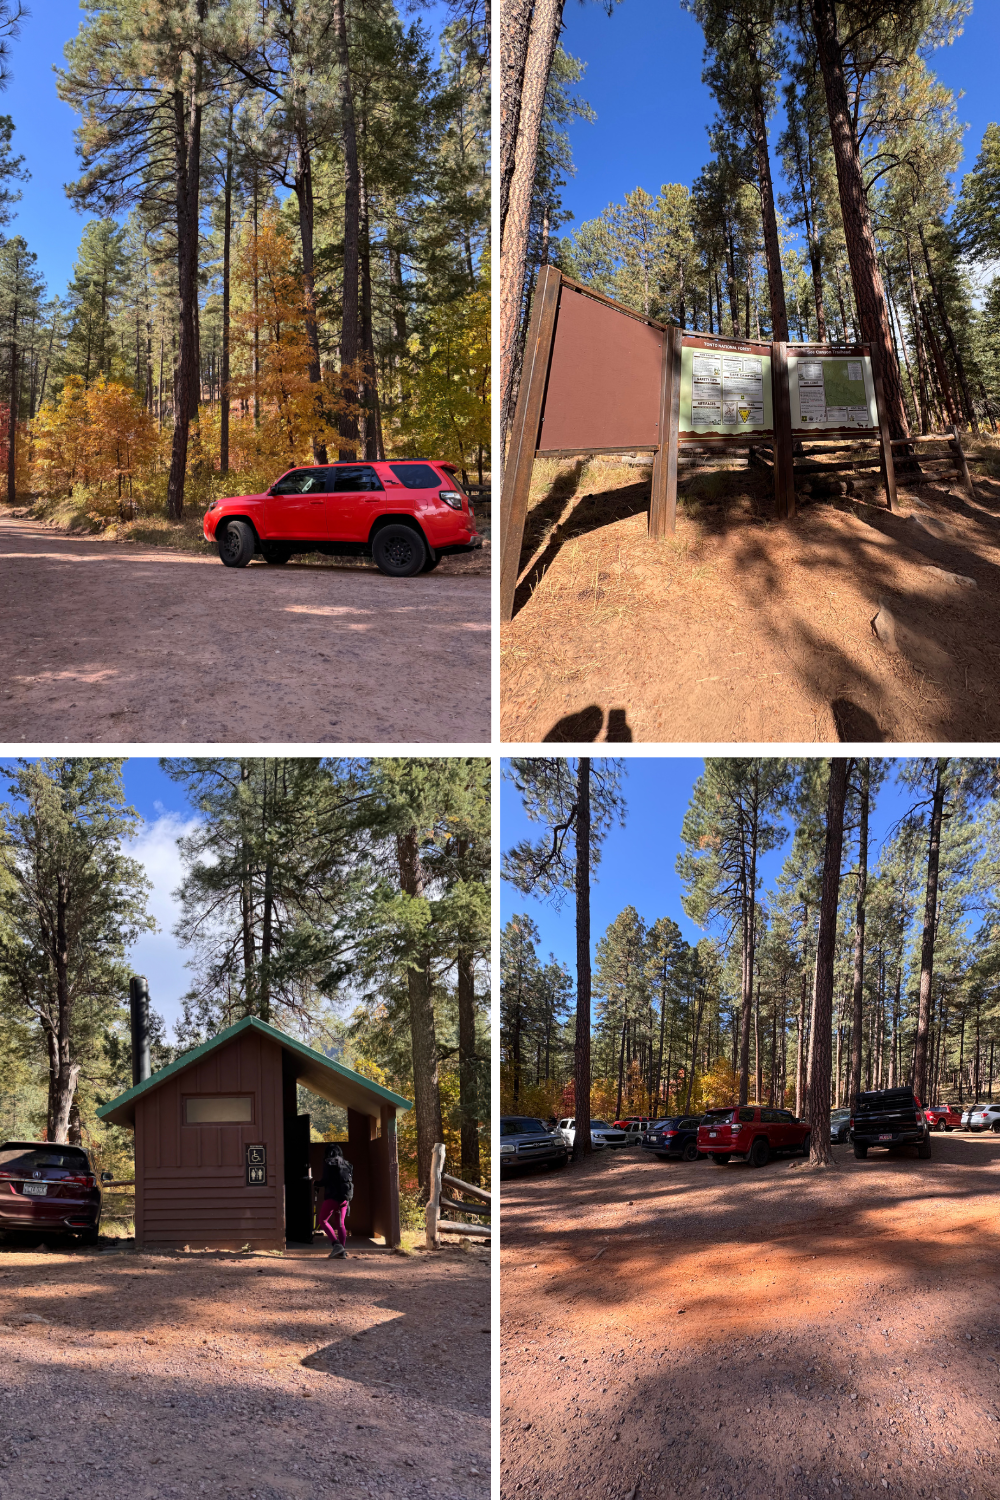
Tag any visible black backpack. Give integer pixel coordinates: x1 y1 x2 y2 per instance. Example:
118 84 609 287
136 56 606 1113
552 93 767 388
322 1155 354 1202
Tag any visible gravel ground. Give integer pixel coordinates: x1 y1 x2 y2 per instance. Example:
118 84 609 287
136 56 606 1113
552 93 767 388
500 1132 1000 1500
0 514 490 743
0 1236 490 1500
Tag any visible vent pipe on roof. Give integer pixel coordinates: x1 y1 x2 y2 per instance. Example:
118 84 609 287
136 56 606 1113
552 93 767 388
129 975 151 1086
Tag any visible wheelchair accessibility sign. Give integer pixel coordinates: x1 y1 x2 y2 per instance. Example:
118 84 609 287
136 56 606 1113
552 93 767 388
245 1144 267 1186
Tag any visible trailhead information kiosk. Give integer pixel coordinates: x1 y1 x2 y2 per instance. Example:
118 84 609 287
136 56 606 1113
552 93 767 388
501 265 898 622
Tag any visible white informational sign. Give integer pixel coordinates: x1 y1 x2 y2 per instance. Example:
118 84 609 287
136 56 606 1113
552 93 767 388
691 351 764 428
791 354 876 429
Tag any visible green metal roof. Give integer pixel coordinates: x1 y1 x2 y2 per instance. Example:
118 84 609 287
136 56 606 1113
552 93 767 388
97 1015 411 1128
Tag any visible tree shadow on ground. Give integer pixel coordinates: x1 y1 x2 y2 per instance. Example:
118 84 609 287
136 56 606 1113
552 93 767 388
512 480 652 618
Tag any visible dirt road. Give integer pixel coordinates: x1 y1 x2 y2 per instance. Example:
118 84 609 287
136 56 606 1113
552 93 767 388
0 1234 489 1499
0 516 490 743
501 1135 1000 1500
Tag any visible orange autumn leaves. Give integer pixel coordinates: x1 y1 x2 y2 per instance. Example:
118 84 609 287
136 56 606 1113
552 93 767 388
29 211 358 506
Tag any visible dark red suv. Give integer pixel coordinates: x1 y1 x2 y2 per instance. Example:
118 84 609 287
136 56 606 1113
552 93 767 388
203 459 483 577
0 1140 108 1244
697 1106 811 1167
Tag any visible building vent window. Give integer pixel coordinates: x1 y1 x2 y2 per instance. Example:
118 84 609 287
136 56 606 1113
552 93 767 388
184 1096 253 1124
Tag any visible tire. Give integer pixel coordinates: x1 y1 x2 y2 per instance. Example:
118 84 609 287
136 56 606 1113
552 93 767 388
854 1143 868 1159
936 1119 946 1132
993 1122 1000 1135
917 1138 932 1159
800 1133 811 1157
712 1153 731 1165
553 1154 568 1169
749 1137 770 1169
681 1141 699 1163
371 523 427 577
420 550 441 572
218 519 257 567
262 544 292 565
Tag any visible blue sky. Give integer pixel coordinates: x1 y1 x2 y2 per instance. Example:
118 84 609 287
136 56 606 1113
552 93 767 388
0 0 456 301
556 0 999 256
500 757 917 986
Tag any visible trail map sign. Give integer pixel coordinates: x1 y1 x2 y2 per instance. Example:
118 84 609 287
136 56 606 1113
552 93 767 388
680 337 773 436
500 268 897 623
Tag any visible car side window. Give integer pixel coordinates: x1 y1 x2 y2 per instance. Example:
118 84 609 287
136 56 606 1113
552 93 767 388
761 1108 777 1123
738 1108 756 1123
333 465 384 493
271 469 313 495
776 1110 794 1121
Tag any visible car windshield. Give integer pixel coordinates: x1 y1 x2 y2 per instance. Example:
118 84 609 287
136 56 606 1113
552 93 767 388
654 1118 682 1129
500 1119 546 1136
0 1146 89 1173
590 1121 613 1130
703 1109 736 1124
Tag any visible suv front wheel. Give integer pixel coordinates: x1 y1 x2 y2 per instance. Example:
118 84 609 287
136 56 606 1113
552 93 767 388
218 520 257 568
372 524 427 577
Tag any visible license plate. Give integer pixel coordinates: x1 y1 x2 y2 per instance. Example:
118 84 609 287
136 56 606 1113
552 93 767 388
22 1183 47 1196
709 1132 717 1138
879 1134 891 1141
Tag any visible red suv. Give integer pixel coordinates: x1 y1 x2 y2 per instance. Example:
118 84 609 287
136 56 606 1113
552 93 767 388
203 459 482 577
924 1103 962 1131
0 1140 108 1244
698 1106 811 1167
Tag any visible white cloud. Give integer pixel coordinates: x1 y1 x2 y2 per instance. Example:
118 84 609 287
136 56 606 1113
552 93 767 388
125 813 203 1033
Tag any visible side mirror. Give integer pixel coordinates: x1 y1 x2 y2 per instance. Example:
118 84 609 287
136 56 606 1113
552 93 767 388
101 1172 113 1183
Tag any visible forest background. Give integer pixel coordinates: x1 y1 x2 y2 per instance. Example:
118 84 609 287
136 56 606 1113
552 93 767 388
0 756 491 1230
501 757 1000 1159
0 0 489 534
500 0 1000 481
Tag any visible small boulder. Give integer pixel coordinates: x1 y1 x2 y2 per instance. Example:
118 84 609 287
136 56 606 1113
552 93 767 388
923 565 977 588
871 602 899 652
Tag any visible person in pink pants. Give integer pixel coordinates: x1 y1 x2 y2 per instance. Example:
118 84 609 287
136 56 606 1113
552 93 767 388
317 1144 354 1258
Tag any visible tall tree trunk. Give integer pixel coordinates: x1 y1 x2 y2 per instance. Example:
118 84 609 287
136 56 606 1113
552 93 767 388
166 34 205 522
359 162 384 461
918 223 978 433
572 758 592 1161
752 92 788 340
220 106 233 474
498 0 564 466
456 833 480 1184
905 242 933 433
809 758 850 1166
499 0 534 245
6 314 17 504
809 0 908 437
333 0 361 460
913 760 947 1104
848 758 869 1103
293 108 328 463
396 828 443 1195
685 990 705 1112
50 873 81 1144
921 298 959 429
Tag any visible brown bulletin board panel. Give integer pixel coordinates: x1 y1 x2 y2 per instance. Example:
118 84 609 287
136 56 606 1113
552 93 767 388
537 280 666 453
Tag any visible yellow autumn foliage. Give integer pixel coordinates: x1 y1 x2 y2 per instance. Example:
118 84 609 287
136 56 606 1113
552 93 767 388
29 374 158 513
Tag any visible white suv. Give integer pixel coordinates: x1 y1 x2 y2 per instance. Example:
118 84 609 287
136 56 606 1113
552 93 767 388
557 1118 629 1150
961 1101 1000 1133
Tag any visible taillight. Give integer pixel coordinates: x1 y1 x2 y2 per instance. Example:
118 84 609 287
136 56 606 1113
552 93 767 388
665 1130 678 1137
730 1123 741 1132
438 489 463 510
66 1174 95 1189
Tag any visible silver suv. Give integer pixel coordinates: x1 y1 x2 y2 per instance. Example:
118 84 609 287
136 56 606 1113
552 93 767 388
961 1101 1000 1133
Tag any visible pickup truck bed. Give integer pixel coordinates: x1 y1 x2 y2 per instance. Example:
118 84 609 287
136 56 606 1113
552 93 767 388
851 1087 931 1159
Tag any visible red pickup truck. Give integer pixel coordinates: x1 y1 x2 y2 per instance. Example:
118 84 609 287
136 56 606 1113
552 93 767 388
203 459 482 577
697 1106 811 1167
923 1102 961 1131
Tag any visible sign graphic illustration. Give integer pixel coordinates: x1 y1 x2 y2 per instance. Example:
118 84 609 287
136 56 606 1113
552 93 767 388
245 1143 267 1186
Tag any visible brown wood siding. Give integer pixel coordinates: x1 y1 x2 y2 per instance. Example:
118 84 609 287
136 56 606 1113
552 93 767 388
135 1030 286 1251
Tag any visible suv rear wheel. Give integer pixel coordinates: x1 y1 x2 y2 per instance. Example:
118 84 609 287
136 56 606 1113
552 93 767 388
917 1138 932 1159
936 1119 946 1131
78 1225 100 1246
854 1143 868 1159
218 519 256 568
372 524 427 577
800 1133 811 1157
749 1137 770 1169
262 543 292 565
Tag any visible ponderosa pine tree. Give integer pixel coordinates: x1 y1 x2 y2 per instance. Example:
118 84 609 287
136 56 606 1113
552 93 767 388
808 757 850 1167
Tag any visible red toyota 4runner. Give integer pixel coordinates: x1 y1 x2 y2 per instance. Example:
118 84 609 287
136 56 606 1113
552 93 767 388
203 459 483 577
697 1106 811 1167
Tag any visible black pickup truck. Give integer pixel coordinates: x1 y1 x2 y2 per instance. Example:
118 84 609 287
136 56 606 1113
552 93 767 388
851 1086 932 1160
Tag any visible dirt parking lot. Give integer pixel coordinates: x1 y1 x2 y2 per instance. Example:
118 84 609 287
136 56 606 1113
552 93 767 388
0 1233 489 1500
0 515 490 743
500 453 1000 743
500 1134 1000 1500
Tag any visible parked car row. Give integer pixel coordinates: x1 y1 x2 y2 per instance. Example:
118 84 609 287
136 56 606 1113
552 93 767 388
501 1090 1000 1178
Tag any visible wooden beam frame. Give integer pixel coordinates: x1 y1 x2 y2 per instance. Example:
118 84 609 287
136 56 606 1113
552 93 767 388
649 326 679 538
870 343 899 512
500 264 562 623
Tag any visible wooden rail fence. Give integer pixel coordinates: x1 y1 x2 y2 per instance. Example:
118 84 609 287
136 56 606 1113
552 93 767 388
425 1143 491 1248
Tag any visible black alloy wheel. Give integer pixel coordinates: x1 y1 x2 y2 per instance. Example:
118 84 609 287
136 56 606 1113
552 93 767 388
372 524 427 577
749 1137 770 1168
218 519 256 568
681 1141 699 1163
800 1133 811 1157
